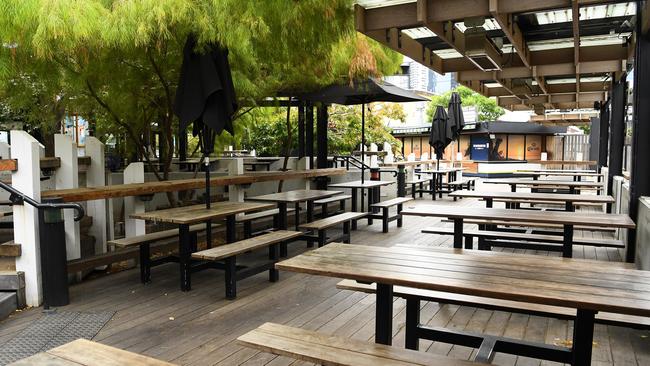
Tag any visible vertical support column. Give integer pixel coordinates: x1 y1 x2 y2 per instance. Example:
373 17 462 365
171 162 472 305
85 137 107 256
628 11 650 263
298 102 305 158
11 131 42 306
297 157 311 190
228 158 245 203
54 134 80 261
316 105 328 190
306 103 315 171
598 104 610 172
607 76 627 196
124 162 145 238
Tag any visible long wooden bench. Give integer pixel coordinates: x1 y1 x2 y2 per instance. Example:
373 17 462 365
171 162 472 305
237 322 479 365
370 197 413 233
422 226 625 251
336 273 649 329
192 230 302 299
300 212 367 247
108 223 219 284
236 208 296 238
11 338 174 365
313 194 351 217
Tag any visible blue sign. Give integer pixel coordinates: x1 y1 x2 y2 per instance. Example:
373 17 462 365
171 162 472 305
471 135 489 161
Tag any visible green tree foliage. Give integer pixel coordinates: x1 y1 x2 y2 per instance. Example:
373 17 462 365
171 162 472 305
426 85 505 122
0 0 401 185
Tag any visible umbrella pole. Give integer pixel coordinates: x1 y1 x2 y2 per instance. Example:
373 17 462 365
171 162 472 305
361 103 365 184
203 126 212 248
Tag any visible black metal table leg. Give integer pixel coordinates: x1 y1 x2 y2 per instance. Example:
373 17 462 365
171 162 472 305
351 188 358 230
139 244 151 284
307 200 314 222
179 224 191 291
375 283 394 345
438 174 443 199
510 184 517 193
572 309 596 366
225 256 236 299
566 200 574 212
431 176 437 201
486 198 493 208
226 215 236 243
397 166 406 197
278 202 288 256
563 224 574 258
405 297 420 350
269 243 279 281
206 219 212 249
367 188 374 225
294 202 300 231
453 218 464 249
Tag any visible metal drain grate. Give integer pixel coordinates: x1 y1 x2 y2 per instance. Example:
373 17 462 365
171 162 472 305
0 310 114 365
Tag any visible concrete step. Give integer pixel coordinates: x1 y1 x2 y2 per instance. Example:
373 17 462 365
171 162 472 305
0 271 25 308
0 292 17 321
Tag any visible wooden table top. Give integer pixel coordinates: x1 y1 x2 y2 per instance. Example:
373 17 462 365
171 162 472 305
517 169 597 174
514 172 603 177
276 243 650 317
401 205 636 228
10 339 173 365
419 168 465 174
484 179 603 188
249 189 342 203
131 201 274 225
448 190 615 203
328 180 395 189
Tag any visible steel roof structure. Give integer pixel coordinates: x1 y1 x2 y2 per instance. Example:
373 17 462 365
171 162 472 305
354 0 644 114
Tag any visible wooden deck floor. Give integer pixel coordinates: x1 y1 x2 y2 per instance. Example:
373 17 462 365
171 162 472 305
1 183 650 365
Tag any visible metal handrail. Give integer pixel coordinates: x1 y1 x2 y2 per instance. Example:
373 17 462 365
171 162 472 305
0 181 85 221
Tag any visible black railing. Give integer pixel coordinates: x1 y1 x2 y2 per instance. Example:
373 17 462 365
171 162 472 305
0 181 84 220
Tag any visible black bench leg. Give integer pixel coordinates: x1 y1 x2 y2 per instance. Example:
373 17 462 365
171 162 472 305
397 204 403 228
405 297 420 350
294 203 300 231
225 256 237 299
464 235 473 249
321 203 328 218
419 182 423 198
318 229 327 247
339 199 346 213
269 244 279 282
382 207 389 233
139 243 151 284
243 221 252 239
411 184 416 199
343 221 351 243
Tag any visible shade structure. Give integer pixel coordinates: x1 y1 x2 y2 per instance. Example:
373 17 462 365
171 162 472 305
302 78 428 182
429 105 451 168
447 92 465 140
174 34 238 247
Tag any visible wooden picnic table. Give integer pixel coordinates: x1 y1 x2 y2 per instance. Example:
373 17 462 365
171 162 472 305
418 168 466 199
401 205 635 257
517 168 597 174
381 160 438 197
483 178 603 194
243 158 278 171
249 189 342 256
131 201 273 291
275 243 650 365
448 190 614 211
10 339 173 365
328 180 394 227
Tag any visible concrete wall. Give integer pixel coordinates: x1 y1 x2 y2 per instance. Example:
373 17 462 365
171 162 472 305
635 197 650 270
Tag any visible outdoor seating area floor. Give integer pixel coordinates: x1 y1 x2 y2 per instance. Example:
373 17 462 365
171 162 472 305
1 197 649 365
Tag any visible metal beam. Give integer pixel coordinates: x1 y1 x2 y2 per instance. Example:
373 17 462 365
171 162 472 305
364 28 444 74
361 0 619 31
490 0 530 67
484 81 609 97
458 60 623 81
573 0 581 109
498 91 606 107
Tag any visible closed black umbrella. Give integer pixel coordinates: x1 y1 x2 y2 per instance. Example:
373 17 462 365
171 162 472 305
447 92 465 140
429 106 451 169
302 78 428 182
174 34 238 247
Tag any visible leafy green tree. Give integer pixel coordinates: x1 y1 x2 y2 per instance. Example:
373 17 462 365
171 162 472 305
0 0 401 190
426 85 505 122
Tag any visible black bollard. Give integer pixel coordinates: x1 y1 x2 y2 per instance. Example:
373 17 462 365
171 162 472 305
38 197 69 309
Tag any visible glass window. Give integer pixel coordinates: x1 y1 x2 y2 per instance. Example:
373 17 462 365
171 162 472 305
525 135 543 160
507 135 525 160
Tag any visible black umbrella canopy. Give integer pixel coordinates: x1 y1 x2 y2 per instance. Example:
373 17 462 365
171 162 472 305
301 78 428 183
174 34 238 155
301 78 429 105
447 92 465 140
429 105 451 161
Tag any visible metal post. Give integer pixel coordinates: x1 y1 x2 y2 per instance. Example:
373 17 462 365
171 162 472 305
316 105 328 190
39 198 69 309
298 102 305 158
572 309 596 366
375 283 394 345
598 103 610 171
306 103 315 170
627 9 650 263
607 75 627 196
405 298 420 350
